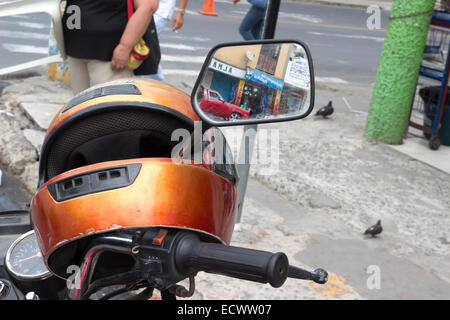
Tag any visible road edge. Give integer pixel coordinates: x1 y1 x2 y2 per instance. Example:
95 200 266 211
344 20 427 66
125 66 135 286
288 0 392 10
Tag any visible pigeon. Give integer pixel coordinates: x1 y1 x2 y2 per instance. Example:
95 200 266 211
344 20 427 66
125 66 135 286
315 101 334 118
363 220 382 238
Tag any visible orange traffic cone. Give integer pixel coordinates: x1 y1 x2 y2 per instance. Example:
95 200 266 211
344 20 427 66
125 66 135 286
199 0 218 16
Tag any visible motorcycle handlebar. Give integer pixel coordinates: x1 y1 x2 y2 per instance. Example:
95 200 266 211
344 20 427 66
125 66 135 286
175 233 289 288
66 229 327 300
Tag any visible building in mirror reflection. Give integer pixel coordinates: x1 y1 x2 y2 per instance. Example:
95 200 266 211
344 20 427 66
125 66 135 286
199 43 311 120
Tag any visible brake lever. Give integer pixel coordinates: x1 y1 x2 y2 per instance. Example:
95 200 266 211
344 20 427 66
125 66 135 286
288 266 328 284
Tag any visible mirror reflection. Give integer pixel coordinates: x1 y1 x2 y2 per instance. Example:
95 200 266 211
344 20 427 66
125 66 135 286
194 42 312 123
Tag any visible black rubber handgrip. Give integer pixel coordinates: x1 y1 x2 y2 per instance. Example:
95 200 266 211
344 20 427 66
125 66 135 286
175 233 289 288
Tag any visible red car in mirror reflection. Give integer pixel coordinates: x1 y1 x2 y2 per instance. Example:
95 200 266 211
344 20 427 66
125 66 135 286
200 88 250 120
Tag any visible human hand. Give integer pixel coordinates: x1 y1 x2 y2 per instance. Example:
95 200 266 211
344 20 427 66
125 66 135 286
111 43 132 71
172 12 184 31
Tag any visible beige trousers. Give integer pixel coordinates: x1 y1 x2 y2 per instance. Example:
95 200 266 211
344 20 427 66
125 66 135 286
68 56 133 94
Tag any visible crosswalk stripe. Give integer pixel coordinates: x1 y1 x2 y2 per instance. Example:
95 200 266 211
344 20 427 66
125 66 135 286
315 77 349 84
15 21 49 29
163 69 199 76
0 14 36 21
0 30 48 40
164 34 211 42
3 43 48 54
308 31 385 43
160 43 207 51
162 54 206 64
0 20 49 30
279 12 323 24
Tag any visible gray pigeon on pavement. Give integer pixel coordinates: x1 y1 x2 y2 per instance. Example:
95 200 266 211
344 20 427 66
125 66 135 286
315 101 334 118
363 220 382 237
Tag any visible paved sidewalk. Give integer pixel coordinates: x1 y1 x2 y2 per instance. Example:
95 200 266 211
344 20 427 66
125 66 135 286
0 74 449 299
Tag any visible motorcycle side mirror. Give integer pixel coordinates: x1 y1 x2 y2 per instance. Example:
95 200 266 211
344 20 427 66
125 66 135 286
191 40 315 126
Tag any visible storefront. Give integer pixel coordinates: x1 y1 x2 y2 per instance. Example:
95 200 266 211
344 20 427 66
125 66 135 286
203 58 286 116
279 84 307 114
238 68 285 116
279 59 310 114
205 58 246 103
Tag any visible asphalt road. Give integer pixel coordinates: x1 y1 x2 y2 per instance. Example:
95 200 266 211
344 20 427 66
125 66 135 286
0 0 389 84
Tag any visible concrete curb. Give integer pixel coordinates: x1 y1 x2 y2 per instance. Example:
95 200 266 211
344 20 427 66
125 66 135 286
0 76 72 194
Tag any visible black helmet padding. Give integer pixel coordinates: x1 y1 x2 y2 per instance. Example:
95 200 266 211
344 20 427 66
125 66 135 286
39 102 195 186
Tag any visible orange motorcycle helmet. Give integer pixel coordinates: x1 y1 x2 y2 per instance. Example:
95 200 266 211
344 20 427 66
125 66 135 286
31 79 239 278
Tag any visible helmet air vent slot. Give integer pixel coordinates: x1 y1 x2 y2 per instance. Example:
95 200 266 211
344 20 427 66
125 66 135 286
62 84 142 113
47 163 142 202
110 170 121 179
98 172 108 181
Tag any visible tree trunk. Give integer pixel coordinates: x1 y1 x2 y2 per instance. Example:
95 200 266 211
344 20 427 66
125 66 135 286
364 0 437 144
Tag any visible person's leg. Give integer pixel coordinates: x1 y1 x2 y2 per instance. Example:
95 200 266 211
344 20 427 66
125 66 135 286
154 13 169 39
87 60 133 87
238 11 255 40
238 6 265 41
153 64 165 82
251 16 264 40
67 57 90 95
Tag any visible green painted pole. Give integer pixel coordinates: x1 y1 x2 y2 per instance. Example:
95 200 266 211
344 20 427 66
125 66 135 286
364 0 436 144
